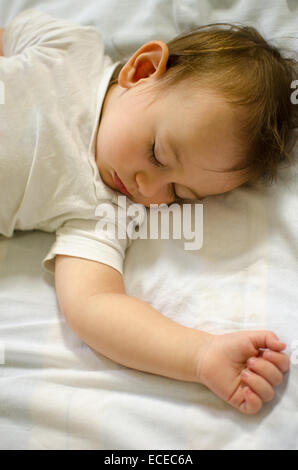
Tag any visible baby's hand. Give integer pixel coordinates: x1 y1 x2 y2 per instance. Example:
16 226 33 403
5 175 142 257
196 330 290 415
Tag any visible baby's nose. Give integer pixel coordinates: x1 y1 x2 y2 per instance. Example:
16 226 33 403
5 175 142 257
136 171 168 199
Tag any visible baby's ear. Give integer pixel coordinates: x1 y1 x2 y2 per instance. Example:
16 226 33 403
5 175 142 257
118 41 169 88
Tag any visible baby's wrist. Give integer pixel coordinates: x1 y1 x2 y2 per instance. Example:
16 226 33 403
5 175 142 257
188 330 215 384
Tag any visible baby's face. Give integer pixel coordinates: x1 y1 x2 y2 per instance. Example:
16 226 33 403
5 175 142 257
96 77 249 208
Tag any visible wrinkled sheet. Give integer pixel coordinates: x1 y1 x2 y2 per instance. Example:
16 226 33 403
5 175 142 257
0 0 297 450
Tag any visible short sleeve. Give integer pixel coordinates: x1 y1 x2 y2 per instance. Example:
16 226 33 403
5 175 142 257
3 8 100 57
42 200 146 276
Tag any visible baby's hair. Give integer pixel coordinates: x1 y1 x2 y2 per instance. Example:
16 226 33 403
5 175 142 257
110 23 298 186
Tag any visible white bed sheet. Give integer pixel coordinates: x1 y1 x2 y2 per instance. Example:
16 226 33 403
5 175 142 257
0 0 297 450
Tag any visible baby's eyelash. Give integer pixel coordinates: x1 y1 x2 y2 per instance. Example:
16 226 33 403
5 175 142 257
149 143 164 168
149 143 185 204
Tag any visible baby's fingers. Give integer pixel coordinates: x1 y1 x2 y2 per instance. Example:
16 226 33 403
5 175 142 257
240 386 263 415
261 350 290 373
250 331 286 353
241 369 274 402
247 357 283 387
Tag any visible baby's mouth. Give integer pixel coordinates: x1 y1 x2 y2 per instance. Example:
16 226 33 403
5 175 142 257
113 171 132 197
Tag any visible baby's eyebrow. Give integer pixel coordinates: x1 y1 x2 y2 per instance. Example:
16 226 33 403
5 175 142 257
202 162 249 173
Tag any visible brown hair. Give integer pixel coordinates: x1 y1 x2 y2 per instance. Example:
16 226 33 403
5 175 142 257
110 23 298 185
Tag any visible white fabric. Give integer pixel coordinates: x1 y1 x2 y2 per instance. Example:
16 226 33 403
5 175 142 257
0 8 141 276
0 0 297 450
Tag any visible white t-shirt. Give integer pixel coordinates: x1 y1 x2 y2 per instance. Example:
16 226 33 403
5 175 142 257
0 9 145 276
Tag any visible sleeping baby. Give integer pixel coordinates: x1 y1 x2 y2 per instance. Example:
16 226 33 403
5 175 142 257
0 9 297 415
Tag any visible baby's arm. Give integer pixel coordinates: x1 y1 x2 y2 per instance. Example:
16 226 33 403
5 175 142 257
55 255 289 414
54 255 210 383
